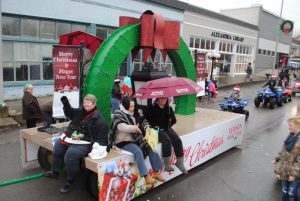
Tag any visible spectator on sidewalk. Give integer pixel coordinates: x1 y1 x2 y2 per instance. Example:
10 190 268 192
208 80 218 103
273 117 300 201
245 62 253 81
22 84 42 128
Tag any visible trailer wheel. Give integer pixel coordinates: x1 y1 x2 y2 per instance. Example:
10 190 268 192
86 170 98 200
37 147 53 171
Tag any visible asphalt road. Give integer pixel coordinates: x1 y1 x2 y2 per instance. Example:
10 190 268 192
0 82 298 201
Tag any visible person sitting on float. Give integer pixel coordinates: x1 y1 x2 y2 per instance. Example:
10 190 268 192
44 94 108 193
110 96 165 185
145 97 188 174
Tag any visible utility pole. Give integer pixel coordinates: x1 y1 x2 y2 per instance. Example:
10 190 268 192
0 0 3 103
272 0 284 74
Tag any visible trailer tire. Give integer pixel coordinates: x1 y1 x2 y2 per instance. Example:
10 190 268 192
37 147 52 171
86 170 98 200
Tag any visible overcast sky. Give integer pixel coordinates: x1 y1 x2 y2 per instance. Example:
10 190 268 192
181 0 300 37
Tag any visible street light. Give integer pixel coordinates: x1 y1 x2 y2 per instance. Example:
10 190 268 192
206 50 221 80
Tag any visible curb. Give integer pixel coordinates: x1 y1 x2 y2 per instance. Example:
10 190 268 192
218 79 266 90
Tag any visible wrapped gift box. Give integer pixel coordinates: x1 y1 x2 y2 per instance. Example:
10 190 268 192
124 174 138 201
100 172 129 201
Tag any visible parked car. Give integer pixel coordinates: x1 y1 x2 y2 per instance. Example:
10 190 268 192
288 58 300 70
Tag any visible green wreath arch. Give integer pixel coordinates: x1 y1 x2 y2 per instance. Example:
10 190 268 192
84 23 197 125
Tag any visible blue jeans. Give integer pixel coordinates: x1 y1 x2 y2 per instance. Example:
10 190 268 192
111 97 120 114
52 141 90 183
122 143 163 177
281 180 300 201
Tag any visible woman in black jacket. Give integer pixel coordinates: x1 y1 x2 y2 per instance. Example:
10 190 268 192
145 97 187 174
44 94 108 193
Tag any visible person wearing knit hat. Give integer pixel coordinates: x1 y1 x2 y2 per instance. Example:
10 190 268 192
230 85 241 101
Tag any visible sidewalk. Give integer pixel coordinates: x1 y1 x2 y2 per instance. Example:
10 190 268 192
0 75 266 129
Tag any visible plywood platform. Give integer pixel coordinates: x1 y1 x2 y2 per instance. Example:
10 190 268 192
20 108 244 173
175 108 242 136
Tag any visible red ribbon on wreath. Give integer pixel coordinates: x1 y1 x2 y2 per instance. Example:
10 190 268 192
119 10 180 63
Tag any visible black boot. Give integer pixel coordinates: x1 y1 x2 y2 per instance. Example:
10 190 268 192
60 181 74 193
43 171 59 180
175 156 188 174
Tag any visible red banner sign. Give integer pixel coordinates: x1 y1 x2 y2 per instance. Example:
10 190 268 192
196 53 206 80
52 45 81 117
53 46 81 91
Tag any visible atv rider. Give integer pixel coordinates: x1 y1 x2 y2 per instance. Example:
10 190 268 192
229 85 241 101
262 74 277 93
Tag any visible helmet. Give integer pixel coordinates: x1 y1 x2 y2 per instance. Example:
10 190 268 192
233 85 240 91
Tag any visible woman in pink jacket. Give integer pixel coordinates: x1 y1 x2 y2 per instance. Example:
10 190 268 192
208 80 218 103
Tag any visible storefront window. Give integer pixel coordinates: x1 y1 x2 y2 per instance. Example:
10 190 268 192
3 62 14 81
28 43 40 61
189 37 194 47
56 22 71 39
30 63 40 80
96 27 107 39
2 42 13 61
14 42 28 61
133 49 172 75
206 40 210 50
235 55 252 74
96 26 116 40
2 16 20 37
211 41 215 50
43 58 53 80
72 24 87 32
200 39 205 49
195 38 200 48
16 63 28 81
107 28 115 38
21 19 39 39
40 20 55 39
222 43 226 52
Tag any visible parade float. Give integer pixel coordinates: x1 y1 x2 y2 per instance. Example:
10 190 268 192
20 10 245 200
